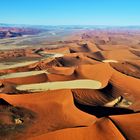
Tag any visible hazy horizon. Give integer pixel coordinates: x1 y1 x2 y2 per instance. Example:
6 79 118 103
1 23 140 27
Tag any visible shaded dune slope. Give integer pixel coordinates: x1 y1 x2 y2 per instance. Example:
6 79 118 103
29 117 125 140
0 90 96 139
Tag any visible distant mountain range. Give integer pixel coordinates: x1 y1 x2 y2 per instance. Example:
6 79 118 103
1 23 140 39
0 24 45 39
1 23 140 30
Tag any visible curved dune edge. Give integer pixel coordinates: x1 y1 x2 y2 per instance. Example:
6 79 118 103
0 73 48 85
72 88 116 106
0 58 54 74
46 63 112 87
0 90 96 139
0 63 113 93
110 67 140 111
110 60 140 79
1 62 140 111
16 79 102 92
109 113 140 140
69 41 100 53
75 63 113 88
28 113 140 140
47 66 75 76
95 49 139 60
0 63 112 90
28 117 125 140
0 52 64 73
72 65 140 110
53 52 101 67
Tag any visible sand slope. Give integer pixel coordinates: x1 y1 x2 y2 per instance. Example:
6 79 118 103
0 29 140 140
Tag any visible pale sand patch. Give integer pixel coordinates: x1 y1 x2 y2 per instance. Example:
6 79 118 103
0 70 49 79
16 79 102 92
117 98 132 108
102 60 118 63
0 52 63 71
39 51 64 58
0 61 38 70
104 96 132 108
104 97 122 107
53 53 64 58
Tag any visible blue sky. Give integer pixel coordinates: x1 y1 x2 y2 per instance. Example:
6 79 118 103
0 0 140 25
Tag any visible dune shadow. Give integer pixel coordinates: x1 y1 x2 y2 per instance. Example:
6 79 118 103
74 99 134 118
0 98 12 106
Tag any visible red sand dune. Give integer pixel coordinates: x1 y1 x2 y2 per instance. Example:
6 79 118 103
0 82 19 94
0 90 95 139
88 49 139 61
72 63 140 111
56 53 100 66
69 41 100 53
47 66 75 76
75 63 113 88
46 63 112 86
72 88 115 106
110 113 140 140
0 29 140 140
29 117 125 140
44 47 70 54
0 73 48 85
110 60 140 78
110 67 140 111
